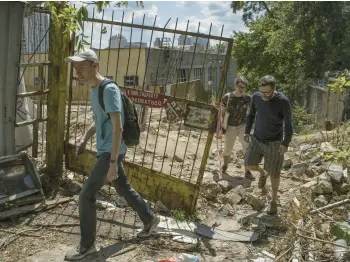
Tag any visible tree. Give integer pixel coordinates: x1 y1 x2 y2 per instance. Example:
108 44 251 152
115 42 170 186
44 1 144 51
231 1 350 101
230 1 271 25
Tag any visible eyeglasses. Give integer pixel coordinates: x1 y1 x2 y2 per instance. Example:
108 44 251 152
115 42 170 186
259 89 273 95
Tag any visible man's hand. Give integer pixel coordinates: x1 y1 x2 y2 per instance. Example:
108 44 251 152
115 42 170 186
279 145 288 155
76 140 86 156
244 134 251 143
107 163 118 181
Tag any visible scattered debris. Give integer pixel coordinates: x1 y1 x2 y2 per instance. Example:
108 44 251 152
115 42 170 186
201 182 221 201
0 197 71 220
218 180 232 193
223 185 246 206
313 195 328 207
245 193 265 211
327 163 344 183
282 158 293 169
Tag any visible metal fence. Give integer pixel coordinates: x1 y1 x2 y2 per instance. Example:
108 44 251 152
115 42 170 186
15 9 50 169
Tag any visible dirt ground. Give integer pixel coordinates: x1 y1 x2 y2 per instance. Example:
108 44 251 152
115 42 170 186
2 105 347 262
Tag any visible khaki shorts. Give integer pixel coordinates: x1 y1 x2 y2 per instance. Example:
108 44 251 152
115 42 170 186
223 124 248 156
244 136 284 177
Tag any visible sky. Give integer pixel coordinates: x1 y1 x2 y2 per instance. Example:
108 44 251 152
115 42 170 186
71 1 247 49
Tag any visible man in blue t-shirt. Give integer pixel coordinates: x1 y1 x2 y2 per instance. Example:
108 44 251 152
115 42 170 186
64 49 159 261
244 75 293 215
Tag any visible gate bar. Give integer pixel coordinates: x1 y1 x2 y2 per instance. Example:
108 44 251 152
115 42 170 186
86 18 232 42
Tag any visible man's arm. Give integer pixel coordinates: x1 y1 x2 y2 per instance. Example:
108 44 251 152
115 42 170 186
109 112 123 162
281 99 293 147
245 95 256 134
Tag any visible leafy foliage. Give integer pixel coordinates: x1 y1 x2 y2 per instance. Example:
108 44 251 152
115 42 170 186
230 1 271 25
326 70 350 94
44 1 143 52
231 1 350 102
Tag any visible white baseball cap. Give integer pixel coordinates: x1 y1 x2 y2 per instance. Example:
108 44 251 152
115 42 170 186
65 48 99 63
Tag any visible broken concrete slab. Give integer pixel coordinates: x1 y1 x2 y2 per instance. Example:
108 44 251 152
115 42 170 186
314 195 328 207
282 158 293 169
245 193 265 211
194 223 259 242
320 142 338 153
327 164 344 183
223 185 246 206
201 182 222 201
313 180 333 195
218 180 232 193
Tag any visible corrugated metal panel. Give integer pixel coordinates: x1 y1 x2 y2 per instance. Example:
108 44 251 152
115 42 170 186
0 2 25 157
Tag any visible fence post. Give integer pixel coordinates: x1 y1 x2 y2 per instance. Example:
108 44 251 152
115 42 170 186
191 40 233 213
46 3 69 176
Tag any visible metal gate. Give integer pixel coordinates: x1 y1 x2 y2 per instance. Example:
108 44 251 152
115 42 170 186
64 9 234 213
15 8 50 169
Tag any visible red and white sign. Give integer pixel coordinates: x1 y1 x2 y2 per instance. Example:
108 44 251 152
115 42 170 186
124 88 165 108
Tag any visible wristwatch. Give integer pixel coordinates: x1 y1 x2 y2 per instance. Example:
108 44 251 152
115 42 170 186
110 159 116 164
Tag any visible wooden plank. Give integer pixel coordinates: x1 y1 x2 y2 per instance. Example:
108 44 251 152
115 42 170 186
19 61 50 67
46 4 69 175
0 189 40 205
0 197 71 220
17 89 49 98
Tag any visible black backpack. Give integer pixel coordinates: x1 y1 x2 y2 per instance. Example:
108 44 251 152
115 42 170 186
98 79 140 146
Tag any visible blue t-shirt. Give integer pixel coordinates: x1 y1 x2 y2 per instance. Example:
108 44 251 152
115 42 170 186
245 91 293 147
90 81 127 156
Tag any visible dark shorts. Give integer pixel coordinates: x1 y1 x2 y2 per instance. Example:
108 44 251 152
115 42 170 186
244 136 284 177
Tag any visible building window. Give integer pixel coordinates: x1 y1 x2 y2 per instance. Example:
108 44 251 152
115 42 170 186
208 67 216 82
177 69 187 82
34 77 39 85
124 75 139 86
105 76 114 80
193 68 203 80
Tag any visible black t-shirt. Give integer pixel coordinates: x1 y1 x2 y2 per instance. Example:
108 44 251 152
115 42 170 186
221 92 251 127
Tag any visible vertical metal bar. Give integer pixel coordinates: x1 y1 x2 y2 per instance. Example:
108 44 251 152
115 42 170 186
189 24 213 182
141 15 157 92
115 12 124 81
140 15 158 167
131 14 146 164
33 65 44 158
168 21 189 176
105 10 115 79
196 40 233 187
65 31 75 168
87 9 96 153
125 13 134 82
178 22 201 180
160 18 179 173
150 18 171 170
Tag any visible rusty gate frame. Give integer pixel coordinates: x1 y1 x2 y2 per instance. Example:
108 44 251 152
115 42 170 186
64 12 233 213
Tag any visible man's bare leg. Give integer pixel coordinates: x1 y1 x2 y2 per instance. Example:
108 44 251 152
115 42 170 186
245 165 268 193
270 175 280 204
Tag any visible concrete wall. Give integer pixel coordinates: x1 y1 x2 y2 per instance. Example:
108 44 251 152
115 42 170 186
145 49 237 95
306 85 346 127
0 2 25 156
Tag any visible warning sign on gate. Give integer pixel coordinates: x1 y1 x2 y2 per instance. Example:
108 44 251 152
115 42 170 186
124 88 165 108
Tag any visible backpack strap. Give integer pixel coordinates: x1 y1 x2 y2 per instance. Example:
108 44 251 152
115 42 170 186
98 79 115 118
98 78 129 120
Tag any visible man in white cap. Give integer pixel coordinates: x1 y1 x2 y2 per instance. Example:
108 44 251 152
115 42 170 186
64 49 160 260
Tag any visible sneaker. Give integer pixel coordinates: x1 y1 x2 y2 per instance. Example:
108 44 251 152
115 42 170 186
65 244 97 261
267 201 278 216
244 171 255 180
137 215 160 238
258 172 267 189
222 165 228 173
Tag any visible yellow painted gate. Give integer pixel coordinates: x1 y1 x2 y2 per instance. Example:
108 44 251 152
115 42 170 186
64 10 234 213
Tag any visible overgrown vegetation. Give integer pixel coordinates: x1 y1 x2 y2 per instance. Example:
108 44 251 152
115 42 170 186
43 1 143 52
231 2 350 102
171 208 200 222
